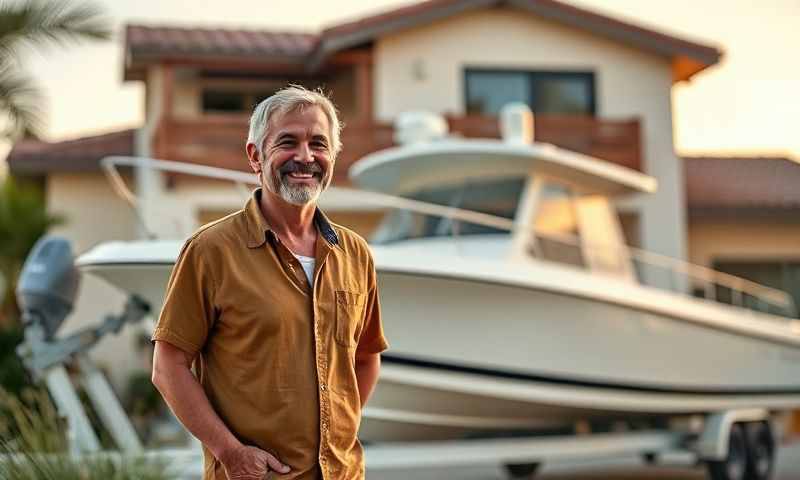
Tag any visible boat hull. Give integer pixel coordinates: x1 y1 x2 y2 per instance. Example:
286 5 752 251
356 269 800 441
375 270 800 393
77 246 800 442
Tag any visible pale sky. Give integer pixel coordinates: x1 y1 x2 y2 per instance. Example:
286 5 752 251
6 0 800 164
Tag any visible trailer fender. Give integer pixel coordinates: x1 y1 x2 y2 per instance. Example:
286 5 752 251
697 409 770 461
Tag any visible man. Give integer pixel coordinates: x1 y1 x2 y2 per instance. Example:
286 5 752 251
151 85 388 480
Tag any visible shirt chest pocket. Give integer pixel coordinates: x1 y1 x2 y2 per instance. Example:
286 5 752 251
335 290 365 348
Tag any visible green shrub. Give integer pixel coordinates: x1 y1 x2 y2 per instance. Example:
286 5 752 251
0 388 174 480
0 327 32 397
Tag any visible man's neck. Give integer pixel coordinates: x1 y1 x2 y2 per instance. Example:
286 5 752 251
258 188 317 254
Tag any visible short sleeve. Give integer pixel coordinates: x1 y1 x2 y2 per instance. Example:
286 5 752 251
151 238 217 356
356 254 389 354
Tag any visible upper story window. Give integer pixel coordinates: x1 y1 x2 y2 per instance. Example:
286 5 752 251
465 69 596 115
201 89 277 114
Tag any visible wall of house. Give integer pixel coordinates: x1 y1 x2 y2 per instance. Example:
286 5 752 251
46 172 143 390
688 219 800 267
373 7 687 275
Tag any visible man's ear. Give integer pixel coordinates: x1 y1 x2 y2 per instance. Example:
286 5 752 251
246 143 262 173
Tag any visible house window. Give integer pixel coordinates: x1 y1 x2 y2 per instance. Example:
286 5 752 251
465 69 596 115
201 89 279 113
713 260 800 318
202 90 245 112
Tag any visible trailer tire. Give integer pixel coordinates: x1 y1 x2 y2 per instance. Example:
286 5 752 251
503 462 541 479
707 423 747 480
744 421 774 480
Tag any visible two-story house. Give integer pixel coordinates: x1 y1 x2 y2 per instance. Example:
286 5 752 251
9 0 799 390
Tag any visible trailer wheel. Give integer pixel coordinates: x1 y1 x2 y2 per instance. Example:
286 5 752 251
744 421 775 480
707 423 747 480
503 462 541 479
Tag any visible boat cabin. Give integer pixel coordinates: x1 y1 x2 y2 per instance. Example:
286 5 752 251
350 105 655 283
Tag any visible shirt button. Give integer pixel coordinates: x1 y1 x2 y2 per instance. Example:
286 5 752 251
320 384 327 391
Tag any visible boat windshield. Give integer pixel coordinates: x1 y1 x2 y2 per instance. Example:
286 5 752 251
370 177 524 244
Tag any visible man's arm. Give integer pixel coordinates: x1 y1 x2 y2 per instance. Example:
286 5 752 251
354 351 380 407
152 340 290 477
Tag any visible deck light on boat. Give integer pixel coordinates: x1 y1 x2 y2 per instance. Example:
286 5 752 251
393 111 448 145
500 102 534 144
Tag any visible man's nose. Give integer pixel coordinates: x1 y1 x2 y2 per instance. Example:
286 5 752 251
296 142 314 162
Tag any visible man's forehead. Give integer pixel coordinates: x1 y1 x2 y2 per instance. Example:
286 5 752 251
269 106 330 138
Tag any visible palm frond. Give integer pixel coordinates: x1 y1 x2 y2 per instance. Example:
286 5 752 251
0 0 112 59
0 64 43 140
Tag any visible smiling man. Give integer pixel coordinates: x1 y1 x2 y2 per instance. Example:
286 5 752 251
151 85 388 480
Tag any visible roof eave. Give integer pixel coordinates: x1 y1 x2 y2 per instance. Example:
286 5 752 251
673 52 723 82
124 50 310 78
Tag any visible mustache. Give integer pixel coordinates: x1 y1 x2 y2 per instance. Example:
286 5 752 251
278 160 323 176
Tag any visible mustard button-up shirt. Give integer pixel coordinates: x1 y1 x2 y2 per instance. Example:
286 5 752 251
153 188 388 480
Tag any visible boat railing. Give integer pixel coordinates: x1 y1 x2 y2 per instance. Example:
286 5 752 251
101 156 798 320
523 228 797 318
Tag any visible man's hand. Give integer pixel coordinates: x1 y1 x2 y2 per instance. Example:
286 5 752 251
220 444 291 479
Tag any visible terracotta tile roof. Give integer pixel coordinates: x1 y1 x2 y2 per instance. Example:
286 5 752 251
124 0 721 81
6 129 135 175
685 156 800 211
126 25 317 59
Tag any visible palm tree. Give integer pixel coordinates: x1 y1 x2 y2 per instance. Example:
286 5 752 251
0 0 111 140
0 177 63 326
0 1 110 325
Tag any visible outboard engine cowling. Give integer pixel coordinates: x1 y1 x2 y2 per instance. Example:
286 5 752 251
16 236 79 340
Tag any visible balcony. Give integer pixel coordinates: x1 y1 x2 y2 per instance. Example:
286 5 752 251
152 114 642 186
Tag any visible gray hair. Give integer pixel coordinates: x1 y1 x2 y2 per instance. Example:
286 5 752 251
247 85 342 160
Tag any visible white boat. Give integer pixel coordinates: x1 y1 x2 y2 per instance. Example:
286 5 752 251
76 107 800 444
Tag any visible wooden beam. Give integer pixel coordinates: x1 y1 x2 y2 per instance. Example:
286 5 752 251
355 59 374 121
161 64 174 120
329 49 373 66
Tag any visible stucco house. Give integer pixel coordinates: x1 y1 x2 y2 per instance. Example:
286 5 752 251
7 0 799 390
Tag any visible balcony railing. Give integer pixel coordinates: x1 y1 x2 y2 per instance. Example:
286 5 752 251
153 114 641 185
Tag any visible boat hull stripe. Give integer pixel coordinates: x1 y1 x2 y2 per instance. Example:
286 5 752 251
381 353 800 396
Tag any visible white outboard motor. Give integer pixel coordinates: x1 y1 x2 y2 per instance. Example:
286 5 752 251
15 235 149 454
393 111 449 145
17 236 79 340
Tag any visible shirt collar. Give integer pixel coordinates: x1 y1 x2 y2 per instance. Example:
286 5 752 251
244 188 340 249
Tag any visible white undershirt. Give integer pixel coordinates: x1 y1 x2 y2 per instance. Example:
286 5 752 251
292 253 316 285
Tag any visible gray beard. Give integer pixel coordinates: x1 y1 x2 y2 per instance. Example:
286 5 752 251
278 179 322 205
264 165 326 206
